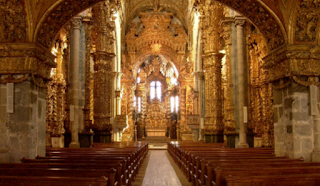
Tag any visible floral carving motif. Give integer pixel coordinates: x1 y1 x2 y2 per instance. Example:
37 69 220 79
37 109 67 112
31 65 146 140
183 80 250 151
37 0 102 48
295 0 320 42
215 0 285 50
0 0 27 42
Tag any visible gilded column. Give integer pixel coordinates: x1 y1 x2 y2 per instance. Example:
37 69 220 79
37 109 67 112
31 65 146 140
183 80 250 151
221 18 236 134
234 15 249 148
198 1 224 143
92 2 115 143
69 16 82 148
202 53 224 142
82 18 93 133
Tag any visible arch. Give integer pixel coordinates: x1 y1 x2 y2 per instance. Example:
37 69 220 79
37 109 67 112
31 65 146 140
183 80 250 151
214 0 287 50
34 0 287 51
132 49 181 79
125 0 187 32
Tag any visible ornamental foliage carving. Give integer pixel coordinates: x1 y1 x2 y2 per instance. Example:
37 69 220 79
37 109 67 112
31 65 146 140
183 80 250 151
37 0 102 48
295 0 320 42
126 7 187 65
0 0 27 42
263 45 320 83
212 0 285 50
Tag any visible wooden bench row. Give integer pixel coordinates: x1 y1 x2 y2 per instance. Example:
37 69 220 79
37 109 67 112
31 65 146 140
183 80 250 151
167 141 320 186
0 142 148 186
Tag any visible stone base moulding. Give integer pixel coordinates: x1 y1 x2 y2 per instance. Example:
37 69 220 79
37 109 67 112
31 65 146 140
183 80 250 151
79 132 94 148
93 132 112 143
226 133 238 148
204 133 224 143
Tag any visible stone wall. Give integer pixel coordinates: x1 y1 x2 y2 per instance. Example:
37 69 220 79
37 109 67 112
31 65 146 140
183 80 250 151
274 82 314 162
0 79 46 162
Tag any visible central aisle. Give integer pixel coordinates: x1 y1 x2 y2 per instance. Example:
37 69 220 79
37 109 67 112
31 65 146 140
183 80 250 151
141 150 184 186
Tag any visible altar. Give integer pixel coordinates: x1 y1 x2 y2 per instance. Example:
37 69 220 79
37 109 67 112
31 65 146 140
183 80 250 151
145 99 167 137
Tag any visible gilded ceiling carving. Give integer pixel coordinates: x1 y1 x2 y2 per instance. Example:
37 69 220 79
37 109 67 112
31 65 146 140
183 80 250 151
212 0 286 50
36 0 103 48
0 0 27 42
126 7 187 75
126 0 187 29
295 0 320 42
33 0 287 51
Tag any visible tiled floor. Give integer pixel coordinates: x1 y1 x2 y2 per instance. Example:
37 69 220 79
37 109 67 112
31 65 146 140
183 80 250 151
133 150 191 186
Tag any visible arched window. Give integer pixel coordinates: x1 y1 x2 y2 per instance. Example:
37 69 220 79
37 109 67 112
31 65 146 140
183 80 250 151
150 81 162 101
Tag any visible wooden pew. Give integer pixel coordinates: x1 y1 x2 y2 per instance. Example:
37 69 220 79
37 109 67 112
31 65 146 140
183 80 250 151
212 166 320 186
225 174 320 186
0 175 108 186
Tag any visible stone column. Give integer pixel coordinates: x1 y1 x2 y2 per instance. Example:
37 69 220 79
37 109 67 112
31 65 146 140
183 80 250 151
69 16 82 148
92 2 115 143
235 16 249 148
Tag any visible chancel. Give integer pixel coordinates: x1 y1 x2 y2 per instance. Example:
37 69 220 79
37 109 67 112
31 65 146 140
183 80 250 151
1 0 320 185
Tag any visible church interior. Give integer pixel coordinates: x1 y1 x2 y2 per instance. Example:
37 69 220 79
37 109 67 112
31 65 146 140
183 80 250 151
1 0 320 185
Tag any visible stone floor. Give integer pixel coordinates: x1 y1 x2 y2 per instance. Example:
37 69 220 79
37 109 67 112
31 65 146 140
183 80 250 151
133 150 191 186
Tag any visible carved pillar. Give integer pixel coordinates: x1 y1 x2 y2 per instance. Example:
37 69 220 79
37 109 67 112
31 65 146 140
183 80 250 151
195 72 205 141
198 1 224 143
62 29 72 147
69 17 82 148
202 53 224 143
263 45 320 162
235 15 249 148
0 43 55 162
92 2 115 143
82 18 93 133
221 18 237 147
51 43 66 148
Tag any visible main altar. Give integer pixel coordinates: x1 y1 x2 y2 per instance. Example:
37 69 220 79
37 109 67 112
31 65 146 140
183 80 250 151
145 99 167 136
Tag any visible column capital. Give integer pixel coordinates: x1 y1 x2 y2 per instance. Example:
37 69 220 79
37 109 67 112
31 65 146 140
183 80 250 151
234 16 246 27
71 17 82 30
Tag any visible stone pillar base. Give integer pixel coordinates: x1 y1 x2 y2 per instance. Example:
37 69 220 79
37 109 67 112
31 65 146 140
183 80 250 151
93 132 112 143
79 132 93 147
226 133 238 148
311 151 320 162
238 142 249 148
51 135 64 148
204 134 224 143
63 133 71 148
0 151 10 163
69 141 80 148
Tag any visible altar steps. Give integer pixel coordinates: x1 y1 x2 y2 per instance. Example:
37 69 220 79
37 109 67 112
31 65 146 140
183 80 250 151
139 136 175 150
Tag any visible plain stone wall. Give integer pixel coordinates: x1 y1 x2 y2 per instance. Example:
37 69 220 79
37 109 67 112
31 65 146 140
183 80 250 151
0 79 46 162
274 81 314 162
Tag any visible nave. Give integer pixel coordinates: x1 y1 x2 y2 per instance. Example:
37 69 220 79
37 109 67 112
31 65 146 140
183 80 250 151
1 141 320 185
133 150 191 186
